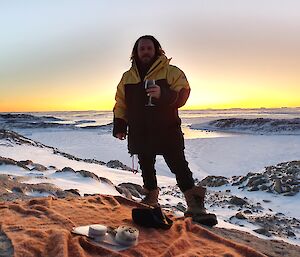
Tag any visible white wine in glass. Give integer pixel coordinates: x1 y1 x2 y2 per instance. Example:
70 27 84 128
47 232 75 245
144 79 156 106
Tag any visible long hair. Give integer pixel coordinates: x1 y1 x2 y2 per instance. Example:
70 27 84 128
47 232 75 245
130 35 165 62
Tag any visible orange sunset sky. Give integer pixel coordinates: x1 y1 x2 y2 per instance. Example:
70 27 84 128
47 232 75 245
0 1 299 112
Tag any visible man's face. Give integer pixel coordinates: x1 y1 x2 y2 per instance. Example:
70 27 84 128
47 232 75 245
137 39 155 65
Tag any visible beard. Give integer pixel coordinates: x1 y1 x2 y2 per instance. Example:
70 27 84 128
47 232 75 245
137 55 156 68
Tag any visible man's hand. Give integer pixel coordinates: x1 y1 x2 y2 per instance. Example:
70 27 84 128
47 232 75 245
146 85 161 99
116 133 126 140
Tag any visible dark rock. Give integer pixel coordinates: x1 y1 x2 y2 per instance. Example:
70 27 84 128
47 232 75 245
0 129 44 147
0 156 30 170
248 186 259 191
253 228 272 237
235 212 247 220
31 163 47 171
106 160 134 172
118 183 145 198
175 202 186 212
56 167 100 181
262 199 271 203
64 189 81 196
61 167 75 173
283 192 297 196
115 186 132 199
19 160 33 166
287 231 296 237
12 187 24 194
77 170 99 180
260 185 269 191
198 175 229 187
246 175 264 187
229 196 248 206
232 176 248 186
99 177 114 186
274 179 283 193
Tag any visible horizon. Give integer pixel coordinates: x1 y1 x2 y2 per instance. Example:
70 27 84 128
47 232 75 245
1 1 299 112
1 106 299 114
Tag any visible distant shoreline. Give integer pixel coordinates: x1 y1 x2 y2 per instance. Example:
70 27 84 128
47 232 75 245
1 106 300 113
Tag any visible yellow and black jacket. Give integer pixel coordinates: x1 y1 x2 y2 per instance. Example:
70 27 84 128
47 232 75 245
113 55 190 154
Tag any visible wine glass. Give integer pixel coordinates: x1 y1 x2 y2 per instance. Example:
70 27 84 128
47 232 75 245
145 79 156 107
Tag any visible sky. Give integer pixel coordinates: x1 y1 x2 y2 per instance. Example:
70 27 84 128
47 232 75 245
0 0 299 112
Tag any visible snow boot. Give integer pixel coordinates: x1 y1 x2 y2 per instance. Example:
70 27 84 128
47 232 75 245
184 186 218 227
141 188 159 207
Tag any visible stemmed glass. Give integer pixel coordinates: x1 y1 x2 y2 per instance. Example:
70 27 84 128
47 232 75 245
145 79 156 107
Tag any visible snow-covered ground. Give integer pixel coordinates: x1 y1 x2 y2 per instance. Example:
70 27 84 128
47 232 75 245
17 128 300 179
0 108 300 246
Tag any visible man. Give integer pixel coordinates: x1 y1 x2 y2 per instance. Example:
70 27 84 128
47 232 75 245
113 35 217 225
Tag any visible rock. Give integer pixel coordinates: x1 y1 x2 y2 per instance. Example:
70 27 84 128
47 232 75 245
260 185 269 191
118 183 145 198
77 170 99 181
232 175 248 186
0 129 44 147
246 175 264 187
19 160 33 166
31 163 47 171
99 177 114 186
274 179 283 193
244 210 252 214
115 186 132 199
64 189 81 196
61 167 76 173
235 212 247 220
0 156 30 170
262 199 271 203
229 196 248 206
283 192 297 196
252 178 269 187
12 187 24 194
253 228 272 237
287 231 296 237
56 167 100 181
198 176 229 187
106 160 133 172
175 202 186 212
248 186 259 191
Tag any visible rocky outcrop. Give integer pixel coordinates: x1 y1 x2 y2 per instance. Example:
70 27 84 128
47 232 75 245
250 213 300 239
229 196 249 206
194 118 300 134
0 174 79 201
198 176 229 187
0 130 44 148
1 130 137 172
231 161 300 195
0 113 111 130
106 160 135 172
56 167 99 181
117 183 145 198
0 157 30 170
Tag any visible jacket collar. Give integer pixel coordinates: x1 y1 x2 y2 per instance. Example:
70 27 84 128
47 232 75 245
130 55 171 81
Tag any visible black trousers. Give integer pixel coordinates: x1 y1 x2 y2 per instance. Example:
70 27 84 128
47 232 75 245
137 150 195 193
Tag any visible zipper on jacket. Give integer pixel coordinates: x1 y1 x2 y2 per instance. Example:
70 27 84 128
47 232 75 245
145 60 162 80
